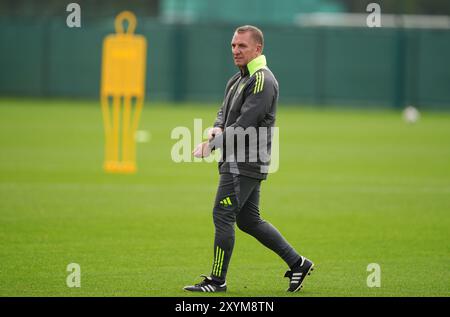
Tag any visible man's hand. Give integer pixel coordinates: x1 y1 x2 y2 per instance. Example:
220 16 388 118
207 127 223 141
192 141 212 158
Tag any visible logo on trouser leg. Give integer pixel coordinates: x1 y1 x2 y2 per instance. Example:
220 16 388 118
219 197 233 207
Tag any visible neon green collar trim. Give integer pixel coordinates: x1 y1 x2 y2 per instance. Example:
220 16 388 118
247 55 267 77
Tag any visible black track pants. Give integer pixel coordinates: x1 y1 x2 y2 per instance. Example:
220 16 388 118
211 173 301 282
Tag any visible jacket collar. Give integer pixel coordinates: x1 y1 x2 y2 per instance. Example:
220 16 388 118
247 55 267 76
240 55 267 77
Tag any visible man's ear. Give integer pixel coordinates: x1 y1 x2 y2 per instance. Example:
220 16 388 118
256 44 263 54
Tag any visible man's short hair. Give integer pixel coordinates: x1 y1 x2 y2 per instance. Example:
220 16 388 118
235 25 264 48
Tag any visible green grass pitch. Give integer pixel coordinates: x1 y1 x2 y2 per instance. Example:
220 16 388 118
0 98 449 296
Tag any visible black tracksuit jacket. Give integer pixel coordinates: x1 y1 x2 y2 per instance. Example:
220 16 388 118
209 55 278 180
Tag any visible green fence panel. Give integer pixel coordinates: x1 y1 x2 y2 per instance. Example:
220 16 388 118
46 18 110 98
264 27 319 103
322 27 398 106
182 24 235 101
416 29 450 108
1 19 450 108
0 19 45 96
140 21 175 101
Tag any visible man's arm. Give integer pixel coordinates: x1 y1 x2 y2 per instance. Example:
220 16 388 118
207 75 243 143
194 75 239 157
212 74 240 129
212 102 225 130
209 71 274 150
208 102 225 142
209 100 226 141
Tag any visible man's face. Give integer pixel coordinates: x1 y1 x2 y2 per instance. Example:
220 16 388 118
231 31 262 68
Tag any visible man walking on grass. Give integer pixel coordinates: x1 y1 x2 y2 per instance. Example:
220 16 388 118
185 25 314 293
